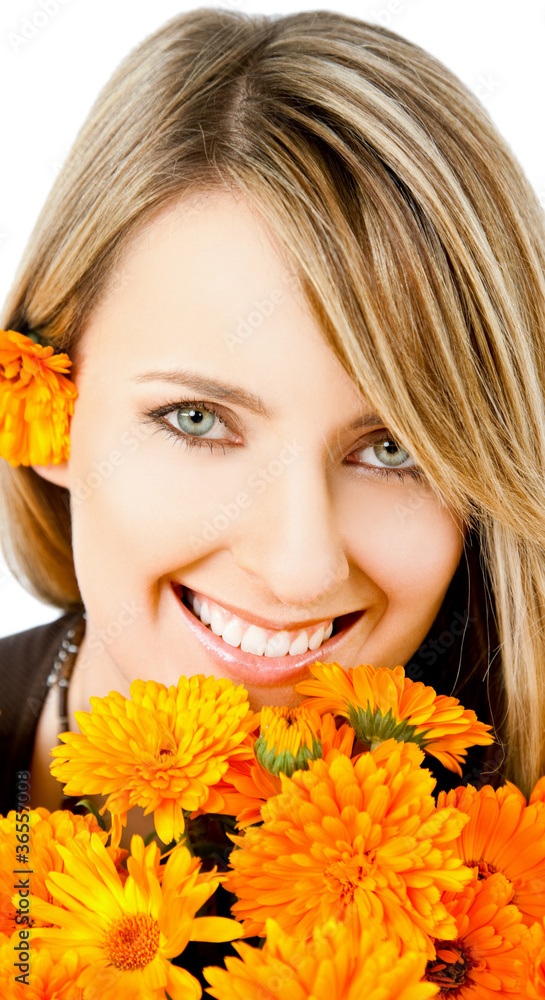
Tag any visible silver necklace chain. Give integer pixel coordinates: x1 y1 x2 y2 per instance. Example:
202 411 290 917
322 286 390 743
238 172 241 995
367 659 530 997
46 612 87 736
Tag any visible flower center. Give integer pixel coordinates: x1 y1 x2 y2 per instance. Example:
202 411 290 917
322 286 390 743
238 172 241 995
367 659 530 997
425 939 476 991
324 852 375 905
157 728 177 759
468 859 498 879
104 913 160 971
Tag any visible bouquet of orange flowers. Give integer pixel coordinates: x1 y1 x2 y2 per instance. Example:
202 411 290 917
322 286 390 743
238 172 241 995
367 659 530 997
1 662 545 999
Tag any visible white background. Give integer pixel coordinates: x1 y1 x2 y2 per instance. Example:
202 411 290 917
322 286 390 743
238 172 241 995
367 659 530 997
1 0 544 637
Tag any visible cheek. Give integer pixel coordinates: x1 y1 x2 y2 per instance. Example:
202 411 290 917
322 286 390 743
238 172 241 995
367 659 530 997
339 482 464 602
67 419 252 582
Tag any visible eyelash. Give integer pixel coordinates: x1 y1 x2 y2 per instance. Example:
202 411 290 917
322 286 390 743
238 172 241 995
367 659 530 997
140 399 426 483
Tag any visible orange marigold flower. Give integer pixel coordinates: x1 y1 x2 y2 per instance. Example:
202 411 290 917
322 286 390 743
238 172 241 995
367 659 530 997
0 807 126 937
213 711 354 828
437 783 545 925
424 872 529 997
531 777 545 805
527 917 545 998
225 740 473 954
205 916 439 1000
0 938 85 999
31 832 244 1000
0 328 78 467
297 662 494 775
50 674 257 843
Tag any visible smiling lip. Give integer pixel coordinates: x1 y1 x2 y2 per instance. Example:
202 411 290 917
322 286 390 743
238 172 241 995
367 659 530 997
169 581 365 687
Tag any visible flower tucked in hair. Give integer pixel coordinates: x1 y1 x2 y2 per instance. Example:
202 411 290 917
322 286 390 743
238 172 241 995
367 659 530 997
31 833 244 1000
226 740 473 954
205 917 440 1000
50 674 257 844
297 661 494 774
0 328 78 467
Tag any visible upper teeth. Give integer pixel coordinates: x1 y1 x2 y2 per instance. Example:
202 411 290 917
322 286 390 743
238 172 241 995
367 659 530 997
186 591 334 656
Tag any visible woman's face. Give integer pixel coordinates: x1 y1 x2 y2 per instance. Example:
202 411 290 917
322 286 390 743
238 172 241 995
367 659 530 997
35 191 465 710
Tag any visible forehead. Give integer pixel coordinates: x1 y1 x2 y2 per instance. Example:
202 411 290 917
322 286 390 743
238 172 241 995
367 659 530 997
76 191 374 422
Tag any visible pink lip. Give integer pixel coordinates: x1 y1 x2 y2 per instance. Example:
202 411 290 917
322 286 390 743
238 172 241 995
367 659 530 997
169 581 364 687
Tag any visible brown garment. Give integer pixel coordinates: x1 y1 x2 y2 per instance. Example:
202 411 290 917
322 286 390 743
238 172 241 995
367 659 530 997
0 610 84 815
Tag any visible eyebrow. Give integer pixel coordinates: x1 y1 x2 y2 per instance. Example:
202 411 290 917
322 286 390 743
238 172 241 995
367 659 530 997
129 367 384 429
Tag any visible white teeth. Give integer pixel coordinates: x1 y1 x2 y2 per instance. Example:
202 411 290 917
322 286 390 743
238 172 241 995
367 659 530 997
289 631 309 655
222 619 243 648
308 625 325 650
184 590 336 657
240 625 268 655
265 631 291 657
210 608 225 636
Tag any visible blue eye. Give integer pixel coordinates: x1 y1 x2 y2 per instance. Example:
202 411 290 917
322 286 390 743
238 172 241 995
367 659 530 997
140 399 425 482
347 433 424 482
371 437 412 468
141 398 239 453
173 406 217 437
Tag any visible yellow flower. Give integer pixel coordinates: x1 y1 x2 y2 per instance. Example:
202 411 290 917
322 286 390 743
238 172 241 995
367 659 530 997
0 936 86 999
297 661 494 774
0 807 125 937
425 872 529 997
527 917 545 998
205 917 439 1000
0 328 78 467
226 740 473 955
50 674 257 843
254 705 324 777
31 832 244 1000
437 783 545 925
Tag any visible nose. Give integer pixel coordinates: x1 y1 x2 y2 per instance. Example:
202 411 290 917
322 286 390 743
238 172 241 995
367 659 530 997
231 449 349 607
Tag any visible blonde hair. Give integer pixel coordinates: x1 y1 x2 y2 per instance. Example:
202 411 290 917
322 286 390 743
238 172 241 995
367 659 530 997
2 8 545 793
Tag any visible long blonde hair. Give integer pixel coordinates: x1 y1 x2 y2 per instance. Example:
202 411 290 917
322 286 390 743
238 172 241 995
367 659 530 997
2 8 545 793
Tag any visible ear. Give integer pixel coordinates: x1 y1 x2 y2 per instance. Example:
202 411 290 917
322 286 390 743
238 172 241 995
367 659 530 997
31 461 70 489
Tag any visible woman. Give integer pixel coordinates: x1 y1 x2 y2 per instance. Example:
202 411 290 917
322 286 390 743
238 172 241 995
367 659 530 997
0 8 543 826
